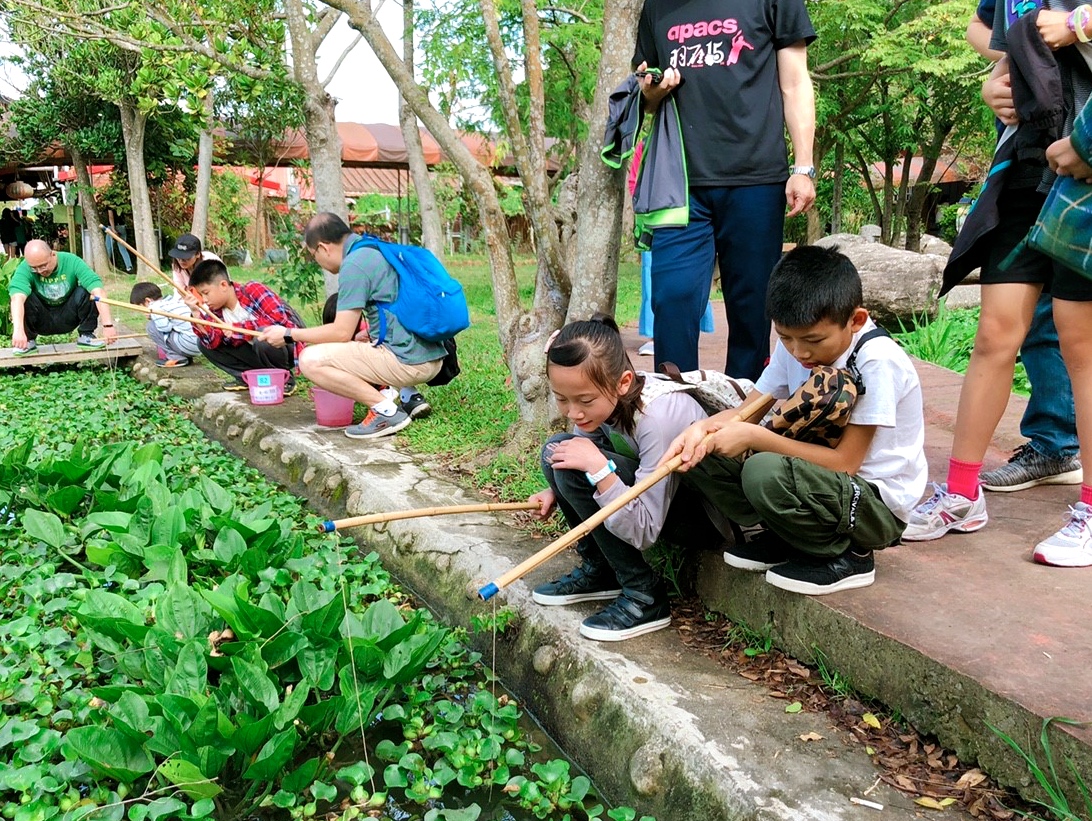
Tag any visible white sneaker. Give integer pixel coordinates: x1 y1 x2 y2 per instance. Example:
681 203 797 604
1033 502 1092 567
902 482 988 542
637 340 655 357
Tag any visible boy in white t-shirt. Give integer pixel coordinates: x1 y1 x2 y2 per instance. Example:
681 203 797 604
663 245 927 594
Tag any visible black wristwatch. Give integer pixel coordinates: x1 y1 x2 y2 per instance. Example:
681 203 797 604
283 330 294 345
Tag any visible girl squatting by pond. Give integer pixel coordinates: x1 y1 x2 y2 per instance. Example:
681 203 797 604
528 315 720 641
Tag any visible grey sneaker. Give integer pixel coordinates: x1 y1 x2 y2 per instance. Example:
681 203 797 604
980 443 1082 492
12 340 37 356
76 334 105 349
344 407 412 440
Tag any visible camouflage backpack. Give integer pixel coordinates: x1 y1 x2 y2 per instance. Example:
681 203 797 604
764 327 891 448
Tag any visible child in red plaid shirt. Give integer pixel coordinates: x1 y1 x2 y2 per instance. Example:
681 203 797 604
184 259 304 393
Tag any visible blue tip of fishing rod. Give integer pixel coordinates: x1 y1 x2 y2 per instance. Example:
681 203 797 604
478 582 499 601
320 521 336 533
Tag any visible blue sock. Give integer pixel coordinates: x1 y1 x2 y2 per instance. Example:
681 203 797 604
400 387 415 403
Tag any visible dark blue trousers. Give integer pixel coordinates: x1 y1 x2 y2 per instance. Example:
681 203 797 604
649 184 785 380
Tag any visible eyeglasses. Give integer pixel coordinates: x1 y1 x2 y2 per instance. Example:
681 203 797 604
28 256 54 273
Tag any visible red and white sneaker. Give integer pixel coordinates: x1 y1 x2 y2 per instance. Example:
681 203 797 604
902 482 988 542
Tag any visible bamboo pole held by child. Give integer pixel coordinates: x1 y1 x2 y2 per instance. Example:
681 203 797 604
92 295 262 338
103 227 215 318
318 501 541 533
477 393 776 601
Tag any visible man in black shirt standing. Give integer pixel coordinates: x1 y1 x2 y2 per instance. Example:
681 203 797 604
634 0 817 381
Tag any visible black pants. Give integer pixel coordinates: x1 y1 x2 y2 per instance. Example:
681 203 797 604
541 431 720 596
24 287 98 339
200 340 294 384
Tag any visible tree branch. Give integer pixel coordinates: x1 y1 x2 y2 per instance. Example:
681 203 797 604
321 30 361 87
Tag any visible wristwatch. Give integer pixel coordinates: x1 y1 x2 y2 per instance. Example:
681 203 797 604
283 330 294 345
586 460 617 486
790 165 816 178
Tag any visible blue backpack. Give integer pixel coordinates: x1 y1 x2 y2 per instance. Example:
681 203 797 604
348 235 470 344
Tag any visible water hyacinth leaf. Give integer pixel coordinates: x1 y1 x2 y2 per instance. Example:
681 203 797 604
231 656 280 714
298 641 338 691
310 781 338 802
156 585 212 639
63 726 155 782
213 527 247 565
198 476 233 514
375 739 411 762
79 590 149 643
357 598 406 640
273 682 310 730
383 764 409 789
424 807 481 821
383 629 449 684
80 511 133 538
334 669 380 735
232 714 275 757
23 508 65 548
0 719 41 749
261 630 308 670
146 797 188 821
189 799 216 818
242 728 296 781
166 641 209 696
108 692 154 741
47 485 86 516
566 775 592 802
272 790 297 809
158 759 222 801
282 757 321 793
335 761 375 787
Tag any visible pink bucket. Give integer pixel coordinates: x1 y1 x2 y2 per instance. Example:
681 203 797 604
241 369 289 406
311 387 356 427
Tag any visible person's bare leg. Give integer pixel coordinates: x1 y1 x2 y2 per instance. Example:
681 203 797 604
950 283 1042 463
1053 298 1092 483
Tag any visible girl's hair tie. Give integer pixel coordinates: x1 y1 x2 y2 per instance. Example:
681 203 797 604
543 328 562 354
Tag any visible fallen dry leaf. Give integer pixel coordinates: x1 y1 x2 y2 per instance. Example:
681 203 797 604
862 712 882 730
957 769 988 789
798 732 824 742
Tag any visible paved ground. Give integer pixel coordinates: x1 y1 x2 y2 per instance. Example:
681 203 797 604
620 318 1092 750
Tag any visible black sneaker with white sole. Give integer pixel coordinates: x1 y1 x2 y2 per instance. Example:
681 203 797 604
402 392 432 419
532 563 621 605
578 589 671 641
723 533 797 572
765 550 875 595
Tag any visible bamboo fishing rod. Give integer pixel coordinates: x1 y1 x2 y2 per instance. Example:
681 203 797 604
318 501 541 533
92 295 262 338
103 227 216 318
477 393 776 601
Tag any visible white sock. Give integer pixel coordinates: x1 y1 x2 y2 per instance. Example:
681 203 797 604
399 387 416 403
380 386 398 402
372 398 399 417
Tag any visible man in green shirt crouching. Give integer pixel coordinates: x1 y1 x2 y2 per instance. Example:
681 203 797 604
8 239 118 355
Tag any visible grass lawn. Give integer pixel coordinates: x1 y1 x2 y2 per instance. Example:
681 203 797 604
88 253 646 507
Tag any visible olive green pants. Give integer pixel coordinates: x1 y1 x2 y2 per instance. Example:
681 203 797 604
683 452 905 558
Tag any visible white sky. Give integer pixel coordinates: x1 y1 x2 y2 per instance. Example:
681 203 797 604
0 8 405 124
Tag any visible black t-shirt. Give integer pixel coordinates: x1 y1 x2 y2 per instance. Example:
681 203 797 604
633 0 816 187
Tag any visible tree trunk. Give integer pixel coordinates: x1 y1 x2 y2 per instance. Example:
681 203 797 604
191 91 216 244
69 144 109 274
831 141 844 235
400 0 444 258
118 101 159 265
905 119 952 253
286 0 346 296
334 0 563 427
567 0 644 321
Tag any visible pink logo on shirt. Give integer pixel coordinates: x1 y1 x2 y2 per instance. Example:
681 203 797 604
665 18 754 68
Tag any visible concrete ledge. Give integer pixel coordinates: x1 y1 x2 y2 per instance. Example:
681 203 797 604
180 389 936 821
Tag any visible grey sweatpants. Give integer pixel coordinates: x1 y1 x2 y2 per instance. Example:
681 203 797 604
683 452 905 558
